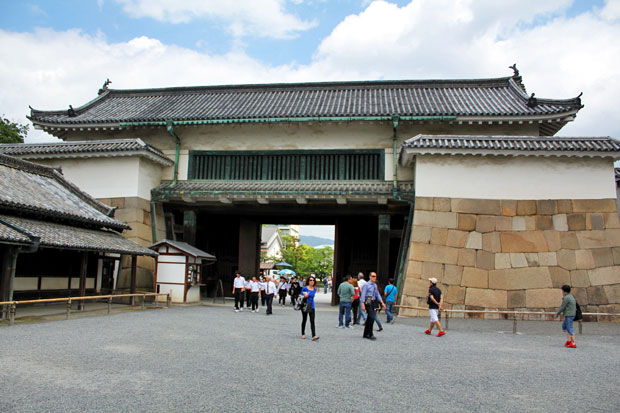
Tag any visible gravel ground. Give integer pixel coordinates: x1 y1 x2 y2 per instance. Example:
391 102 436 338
0 301 619 413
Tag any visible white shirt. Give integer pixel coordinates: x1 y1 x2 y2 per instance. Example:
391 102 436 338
245 280 252 289
259 281 266 291
250 281 260 292
233 276 246 289
358 279 367 292
265 281 276 295
279 282 289 291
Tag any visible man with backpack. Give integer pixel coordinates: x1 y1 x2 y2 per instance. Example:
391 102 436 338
555 284 578 348
383 278 398 324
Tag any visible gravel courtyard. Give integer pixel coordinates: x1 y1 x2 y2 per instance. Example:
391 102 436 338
1 301 618 412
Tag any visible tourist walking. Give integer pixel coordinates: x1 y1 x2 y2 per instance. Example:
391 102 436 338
232 271 245 312
278 277 289 306
351 278 360 324
555 284 577 348
337 275 355 328
361 272 385 340
384 278 398 324
245 277 252 309
249 276 260 312
425 278 445 337
259 276 266 307
301 276 319 340
265 276 276 315
356 273 367 324
323 276 329 294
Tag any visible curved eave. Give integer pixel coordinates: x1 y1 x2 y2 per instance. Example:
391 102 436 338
13 150 174 167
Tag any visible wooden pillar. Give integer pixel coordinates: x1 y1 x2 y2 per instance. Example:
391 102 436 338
78 251 88 311
377 215 390 286
130 255 137 305
331 220 341 306
238 219 259 278
0 246 19 319
183 210 197 246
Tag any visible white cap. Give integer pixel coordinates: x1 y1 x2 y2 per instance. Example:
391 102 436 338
429 277 438 284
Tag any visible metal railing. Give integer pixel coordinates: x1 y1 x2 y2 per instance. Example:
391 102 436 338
0 292 171 326
395 305 620 334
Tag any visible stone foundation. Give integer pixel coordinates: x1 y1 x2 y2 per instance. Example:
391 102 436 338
401 197 620 319
98 196 165 290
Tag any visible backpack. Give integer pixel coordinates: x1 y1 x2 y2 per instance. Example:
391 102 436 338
574 301 583 321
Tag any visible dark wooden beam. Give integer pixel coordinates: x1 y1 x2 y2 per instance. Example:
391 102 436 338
130 255 137 305
183 210 197 245
376 215 390 287
78 251 88 310
238 219 259 278
0 246 19 319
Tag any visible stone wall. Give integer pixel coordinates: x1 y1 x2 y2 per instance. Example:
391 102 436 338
97 196 164 290
401 197 620 320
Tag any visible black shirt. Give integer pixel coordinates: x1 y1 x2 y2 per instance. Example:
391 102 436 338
428 285 442 310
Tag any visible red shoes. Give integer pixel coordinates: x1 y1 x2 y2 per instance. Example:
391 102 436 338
567 342 576 348
424 329 431 335
437 331 446 337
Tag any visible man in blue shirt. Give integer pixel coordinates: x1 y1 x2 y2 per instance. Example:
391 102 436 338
360 272 386 340
383 278 398 324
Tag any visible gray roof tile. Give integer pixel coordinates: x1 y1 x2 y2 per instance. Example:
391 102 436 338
30 76 582 127
149 240 215 260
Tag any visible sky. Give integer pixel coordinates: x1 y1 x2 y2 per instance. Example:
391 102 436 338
1 0 620 240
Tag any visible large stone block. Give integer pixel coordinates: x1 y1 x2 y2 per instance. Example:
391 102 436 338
572 288 588 306
567 214 586 231
570 269 590 288
538 252 558 266
452 198 501 215
526 288 562 308
476 250 495 270
559 232 579 249
552 214 568 231
124 222 154 243
414 210 458 229
403 277 430 297
524 217 536 231
495 253 511 269
457 214 476 231
458 249 476 267
501 200 517 217
410 243 459 265
422 261 444 279
433 197 452 212
412 225 432 243
525 253 539 266
572 199 617 213
557 199 573 213
537 200 558 215
604 213 620 229
495 216 512 232
507 290 526 308
504 267 553 290
509 253 528 268
443 265 463 285
586 286 609 305
576 229 620 249
489 269 508 290
589 266 620 286
548 267 570 288
406 260 423 277
482 232 501 253
517 200 537 216
476 215 496 233
613 247 620 265
430 227 449 245
416 197 433 211
556 249 577 270
603 284 620 304
500 232 548 253
599 304 620 321
446 229 469 248
575 250 595 270
587 213 605 230
512 217 526 231
465 288 507 308
465 232 482 249
446 285 466 304
535 216 553 231
544 231 562 251
591 248 614 267
461 267 488 288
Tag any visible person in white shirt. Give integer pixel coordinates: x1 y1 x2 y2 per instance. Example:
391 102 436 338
265 276 276 315
249 276 261 312
244 278 252 309
232 271 246 312
356 272 367 323
258 276 266 307
278 278 289 306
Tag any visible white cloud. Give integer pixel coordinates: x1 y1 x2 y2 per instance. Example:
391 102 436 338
2 1 620 145
114 0 317 38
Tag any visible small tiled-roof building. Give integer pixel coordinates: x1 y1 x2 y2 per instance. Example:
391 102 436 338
0 154 156 303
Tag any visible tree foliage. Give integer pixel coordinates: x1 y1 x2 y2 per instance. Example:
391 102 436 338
0 116 28 143
279 235 333 278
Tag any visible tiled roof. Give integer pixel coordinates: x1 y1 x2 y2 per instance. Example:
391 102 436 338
400 135 620 159
0 214 157 256
0 139 173 166
0 154 128 230
152 180 414 201
260 262 276 270
149 239 215 260
30 75 582 132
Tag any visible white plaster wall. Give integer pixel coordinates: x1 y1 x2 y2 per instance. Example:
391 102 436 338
157 283 185 302
415 155 617 200
156 262 185 283
186 286 200 302
137 158 164 200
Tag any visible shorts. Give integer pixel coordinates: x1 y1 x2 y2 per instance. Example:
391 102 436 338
429 309 439 323
562 316 575 335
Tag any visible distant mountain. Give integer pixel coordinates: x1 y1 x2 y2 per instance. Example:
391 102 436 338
299 235 334 248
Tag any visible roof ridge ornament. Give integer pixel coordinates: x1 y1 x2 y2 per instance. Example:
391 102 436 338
527 93 537 108
509 63 527 93
98 78 112 95
509 63 519 77
68 105 76 117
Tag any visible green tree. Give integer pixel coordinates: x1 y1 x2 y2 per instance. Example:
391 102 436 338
280 235 333 278
0 116 28 143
